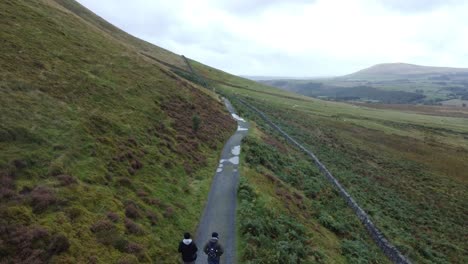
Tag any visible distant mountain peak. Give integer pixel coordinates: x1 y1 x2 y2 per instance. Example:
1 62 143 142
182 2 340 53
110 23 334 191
347 62 468 78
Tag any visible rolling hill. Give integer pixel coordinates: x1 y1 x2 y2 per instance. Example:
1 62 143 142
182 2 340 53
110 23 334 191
345 62 468 79
261 63 468 105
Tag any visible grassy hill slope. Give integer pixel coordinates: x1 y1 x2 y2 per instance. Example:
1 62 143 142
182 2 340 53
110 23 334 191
187 60 468 263
2 0 467 263
0 0 236 263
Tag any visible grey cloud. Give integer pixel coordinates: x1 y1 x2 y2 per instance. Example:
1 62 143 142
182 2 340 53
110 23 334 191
77 0 468 77
125 15 176 38
217 50 356 77
77 0 179 37
166 23 240 54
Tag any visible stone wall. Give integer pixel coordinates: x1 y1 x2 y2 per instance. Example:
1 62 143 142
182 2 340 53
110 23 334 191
237 99 411 264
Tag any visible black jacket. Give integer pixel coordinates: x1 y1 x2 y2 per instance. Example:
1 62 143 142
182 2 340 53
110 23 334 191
178 240 198 262
203 238 224 260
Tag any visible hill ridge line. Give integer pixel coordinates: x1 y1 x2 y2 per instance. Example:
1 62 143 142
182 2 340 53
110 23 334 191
236 98 412 264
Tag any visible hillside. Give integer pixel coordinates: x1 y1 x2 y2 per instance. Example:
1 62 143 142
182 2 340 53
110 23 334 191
346 62 468 79
0 0 236 263
261 63 468 105
2 1 467 263
2 1 382 263
188 61 468 263
0 0 398 263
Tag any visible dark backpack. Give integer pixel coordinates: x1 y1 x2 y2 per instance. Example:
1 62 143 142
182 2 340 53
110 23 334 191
207 242 218 259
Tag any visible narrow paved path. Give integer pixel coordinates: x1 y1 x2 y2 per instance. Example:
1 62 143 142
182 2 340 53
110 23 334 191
195 98 249 264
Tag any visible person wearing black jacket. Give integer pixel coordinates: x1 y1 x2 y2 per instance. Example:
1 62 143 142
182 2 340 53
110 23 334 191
178 232 198 264
203 232 224 264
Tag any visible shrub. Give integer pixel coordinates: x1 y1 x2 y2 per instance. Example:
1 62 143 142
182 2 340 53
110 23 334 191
48 162 65 176
114 238 129 252
163 207 174 218
30 186 56 213
143 197 163 208
0 205 33 225
106 212 120 223
341 239 379 263
136 189 148 197
13 159 28 169
88 256 98 264
56 174 77 186
0 127 14 142
90 219 119 246
117 177 133 188
66 207 84 221
19 186 32 195
47 234 70 255
0 173 15 189
90 219 115 233
183 162 193 175
126 242 143 254
114 238 143 256
146 211 158 226
163 161 173 169
0 225 50 263
124 218 144 235
125 202 141 219
127 138 138 146
192 114 201 133
130 160 143 170
312 248 328 263
0 187 16 199
301 171 324 195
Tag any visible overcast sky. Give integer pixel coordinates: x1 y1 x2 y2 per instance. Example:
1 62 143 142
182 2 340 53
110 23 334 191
76 0 468 77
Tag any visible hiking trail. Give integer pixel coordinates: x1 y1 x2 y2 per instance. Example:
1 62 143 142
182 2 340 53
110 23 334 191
194 98 249 264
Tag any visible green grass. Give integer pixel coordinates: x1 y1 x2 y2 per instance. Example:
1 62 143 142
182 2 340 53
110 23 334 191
229 92 467 263
187 56 468 263
2 0 467 263
0 0 235 263
237 124 389 263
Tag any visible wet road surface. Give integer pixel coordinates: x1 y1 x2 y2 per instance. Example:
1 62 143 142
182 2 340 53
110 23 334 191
194 98 249 264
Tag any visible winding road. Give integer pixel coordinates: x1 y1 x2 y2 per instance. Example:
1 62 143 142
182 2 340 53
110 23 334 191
194 98 249 264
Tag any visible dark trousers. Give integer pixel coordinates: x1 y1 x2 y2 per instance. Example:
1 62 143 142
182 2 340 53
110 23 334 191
208 258 220 264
